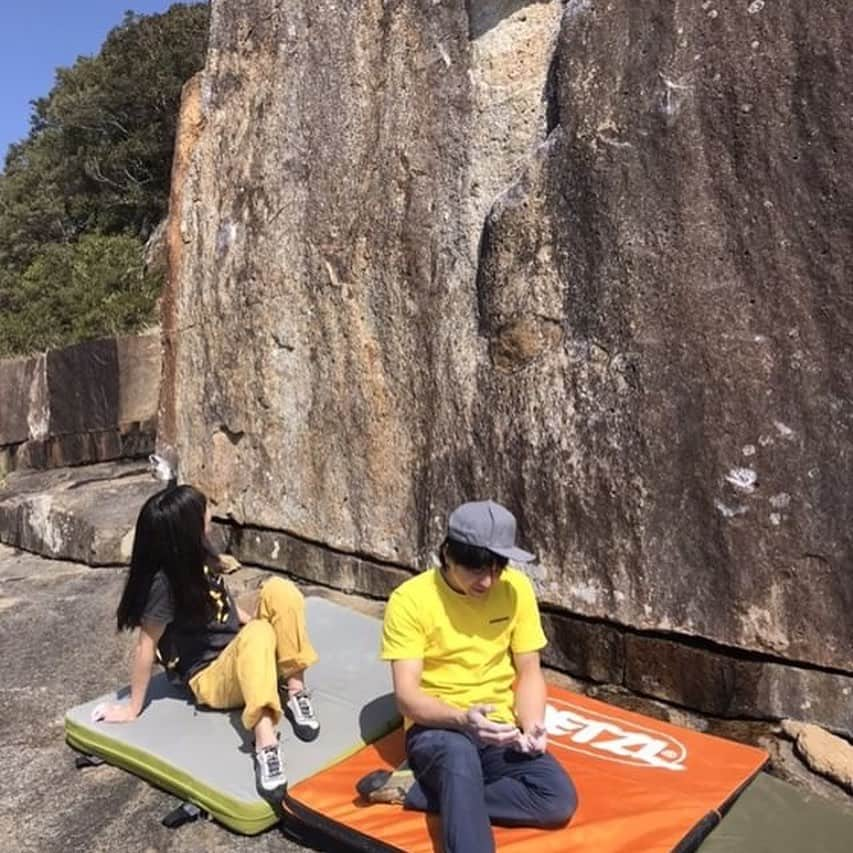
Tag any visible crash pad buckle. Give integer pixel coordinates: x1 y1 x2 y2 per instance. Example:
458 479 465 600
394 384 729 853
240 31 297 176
162 801 206 829
74 753 105 769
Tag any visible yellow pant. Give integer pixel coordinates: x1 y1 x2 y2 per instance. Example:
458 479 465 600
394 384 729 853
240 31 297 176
188 577 319 731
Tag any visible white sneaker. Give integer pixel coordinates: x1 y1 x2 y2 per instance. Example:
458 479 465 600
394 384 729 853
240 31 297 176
255 743 286 793
285 689 320 742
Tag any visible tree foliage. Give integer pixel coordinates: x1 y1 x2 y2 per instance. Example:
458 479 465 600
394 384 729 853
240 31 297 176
0 234 162 356
0 3 209 355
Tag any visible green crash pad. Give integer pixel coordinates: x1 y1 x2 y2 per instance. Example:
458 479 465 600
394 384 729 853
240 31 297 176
65 596 400 835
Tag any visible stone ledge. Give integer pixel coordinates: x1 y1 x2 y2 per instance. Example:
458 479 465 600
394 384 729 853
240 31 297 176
541 609 625 684
2 465 850 742
781 721 853 794
624 633 853 739
217 522 415 601
0 461 160 565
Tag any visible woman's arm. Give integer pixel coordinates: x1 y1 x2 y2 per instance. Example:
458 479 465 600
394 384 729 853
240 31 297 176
97 620 165 722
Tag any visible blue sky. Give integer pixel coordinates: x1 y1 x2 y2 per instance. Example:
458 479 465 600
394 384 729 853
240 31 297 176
1 1 202 164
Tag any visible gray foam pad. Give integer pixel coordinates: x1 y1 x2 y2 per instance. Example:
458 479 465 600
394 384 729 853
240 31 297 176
65 596 398 822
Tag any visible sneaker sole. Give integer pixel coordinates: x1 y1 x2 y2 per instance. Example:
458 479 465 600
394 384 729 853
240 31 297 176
285 707 320 742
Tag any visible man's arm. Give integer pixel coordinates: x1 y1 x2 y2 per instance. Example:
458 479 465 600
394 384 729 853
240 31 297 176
513 651 548 753
392 659 520 744
391 659 466 728
383 591 467 729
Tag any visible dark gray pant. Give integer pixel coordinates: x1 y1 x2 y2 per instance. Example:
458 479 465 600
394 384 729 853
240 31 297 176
404 725 577 853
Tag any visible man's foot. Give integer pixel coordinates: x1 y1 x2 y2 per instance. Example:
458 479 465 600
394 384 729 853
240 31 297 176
255 743 287 793
356 762 415 805
284 688 320 742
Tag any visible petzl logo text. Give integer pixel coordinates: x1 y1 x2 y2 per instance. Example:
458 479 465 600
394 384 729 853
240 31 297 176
545 700 687 771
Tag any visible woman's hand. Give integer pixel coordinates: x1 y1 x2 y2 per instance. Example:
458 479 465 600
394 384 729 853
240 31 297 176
92 702 138 723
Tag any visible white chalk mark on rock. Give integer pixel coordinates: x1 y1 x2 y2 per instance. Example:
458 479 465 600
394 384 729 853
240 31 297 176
215 221 238 256
715 499 747 518
572 580 603 606
658 73 693 122
434 42 451 68
769 493 791 509
323 258 341 289
725 467 757 493
774 420 795 438
565 0 592 18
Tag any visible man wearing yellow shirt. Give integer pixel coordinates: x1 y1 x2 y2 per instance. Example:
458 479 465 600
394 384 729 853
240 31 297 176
358 500 577 853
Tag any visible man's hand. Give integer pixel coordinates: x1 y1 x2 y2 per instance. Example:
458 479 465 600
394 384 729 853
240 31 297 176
463 705 520 745
513 722 548 755
91 702 138 724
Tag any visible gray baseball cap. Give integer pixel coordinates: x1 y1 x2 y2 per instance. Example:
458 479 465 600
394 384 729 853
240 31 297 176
447 500 535 563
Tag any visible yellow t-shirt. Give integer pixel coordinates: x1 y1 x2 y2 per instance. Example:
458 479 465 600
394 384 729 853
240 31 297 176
381 566 547 724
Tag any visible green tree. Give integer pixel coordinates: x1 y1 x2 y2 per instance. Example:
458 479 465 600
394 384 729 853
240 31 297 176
0 3 208 355
0 233 162 356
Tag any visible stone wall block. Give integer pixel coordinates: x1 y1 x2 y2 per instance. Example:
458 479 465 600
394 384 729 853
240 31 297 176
116 330 160 426
45 338 120 436
0 332 159 474
0 355 46 446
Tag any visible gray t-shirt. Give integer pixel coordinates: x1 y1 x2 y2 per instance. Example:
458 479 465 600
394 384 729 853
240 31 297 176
142 569 240 684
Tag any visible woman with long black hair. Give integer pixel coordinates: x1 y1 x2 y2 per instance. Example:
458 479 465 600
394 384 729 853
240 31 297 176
95 484 320 793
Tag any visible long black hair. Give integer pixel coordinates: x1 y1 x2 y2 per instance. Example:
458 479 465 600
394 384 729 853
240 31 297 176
117 485 213 630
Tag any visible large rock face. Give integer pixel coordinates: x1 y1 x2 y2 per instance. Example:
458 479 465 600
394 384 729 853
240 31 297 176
164 1 852 678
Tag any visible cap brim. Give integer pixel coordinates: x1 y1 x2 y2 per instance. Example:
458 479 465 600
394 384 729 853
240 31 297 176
489 545 535 563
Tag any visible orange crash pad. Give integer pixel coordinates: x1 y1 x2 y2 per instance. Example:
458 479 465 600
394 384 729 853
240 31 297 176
283 685 767 852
